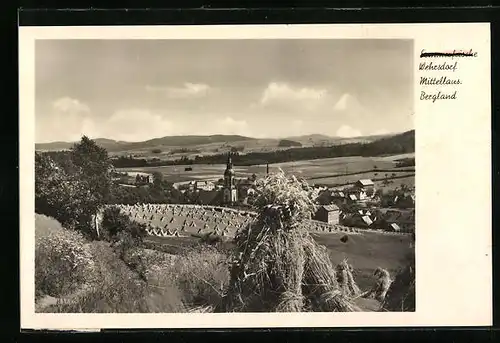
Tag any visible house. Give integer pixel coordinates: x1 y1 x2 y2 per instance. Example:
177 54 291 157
194 180 215 191
134 173 153 186
347 194 358 202
393 193 416 208
374 208 415 232
355 179 375 189
341 213 373 228
328 190 347 206
388 223 401 232
315 204 341 225
353 179 376 200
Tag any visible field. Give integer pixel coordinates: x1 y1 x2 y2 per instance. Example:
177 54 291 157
113 204 257 238
36 200 413 313
311 231 412 290
106 204 366 239
108 204 412 292
117 153 415 187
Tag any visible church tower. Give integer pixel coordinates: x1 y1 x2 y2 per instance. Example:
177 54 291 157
223 153 238 204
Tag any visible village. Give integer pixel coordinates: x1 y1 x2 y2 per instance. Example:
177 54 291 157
114 154 415 235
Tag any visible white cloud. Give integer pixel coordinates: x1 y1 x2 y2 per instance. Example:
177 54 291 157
214 117 251 136
336 125 362 138
259 82 327 111
52 97 90 113
333 93 350 111
36 97 92 143
97 109 176 141
146 83 211 98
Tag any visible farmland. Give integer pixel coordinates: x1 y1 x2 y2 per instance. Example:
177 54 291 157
35 136 415 313
103 204 412 291
117 153 415 188
102 204 367 239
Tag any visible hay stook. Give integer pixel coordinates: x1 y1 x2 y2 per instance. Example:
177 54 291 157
221 170 357 313
381 252 415 312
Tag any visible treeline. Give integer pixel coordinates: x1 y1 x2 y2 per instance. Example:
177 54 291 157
111 130 415 168
35 137 112 239
278 139 302 148
36 138 187 239
395 157 415 168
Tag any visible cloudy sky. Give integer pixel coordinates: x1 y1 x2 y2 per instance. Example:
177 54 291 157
35 39 413 143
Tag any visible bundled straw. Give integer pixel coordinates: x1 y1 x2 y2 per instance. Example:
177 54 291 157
381 252 415 312
335 259 361 298
363 267 393 303
221 170 356 313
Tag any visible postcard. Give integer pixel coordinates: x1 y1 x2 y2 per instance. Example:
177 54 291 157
19 23 491 329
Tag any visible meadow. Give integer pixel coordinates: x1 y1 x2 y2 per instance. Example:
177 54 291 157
35 204 413 313
117 153 415 186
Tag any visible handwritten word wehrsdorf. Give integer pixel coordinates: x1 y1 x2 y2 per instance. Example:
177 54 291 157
419 61 457 72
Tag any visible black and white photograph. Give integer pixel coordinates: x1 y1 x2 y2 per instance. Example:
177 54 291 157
33 38 416 314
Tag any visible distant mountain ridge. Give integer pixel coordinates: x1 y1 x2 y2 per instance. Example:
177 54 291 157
35 131 410 153
36 134 257 152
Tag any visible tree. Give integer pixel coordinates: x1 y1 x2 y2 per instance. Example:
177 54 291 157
152 171 163 188
35 137 113 239
71 136 112 203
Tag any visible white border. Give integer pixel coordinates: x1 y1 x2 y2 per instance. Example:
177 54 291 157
20 23 492 329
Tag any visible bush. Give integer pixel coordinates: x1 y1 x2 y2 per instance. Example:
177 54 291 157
100 206 147 242
157 245 229 308
35 136 112 239
35 229 95 298
39 241 186 313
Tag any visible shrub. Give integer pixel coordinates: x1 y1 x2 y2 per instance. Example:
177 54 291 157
35 229 94 298
151 245 229 309
35 136 112 239
100 206 147 242
39 241 186 313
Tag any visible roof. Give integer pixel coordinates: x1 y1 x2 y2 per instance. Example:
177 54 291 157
390 223 401 231
357 179 374 186
348 194 358 201
330 191 345 197
361 216 373 225
195 180 213 186
321 204 340 212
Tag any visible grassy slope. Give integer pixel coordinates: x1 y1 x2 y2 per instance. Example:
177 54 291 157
35 211 412 312
312 231 412 290
35 213 65 238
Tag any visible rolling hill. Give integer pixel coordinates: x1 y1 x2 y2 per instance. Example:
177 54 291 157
35 132 399 154
36 135 257 152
